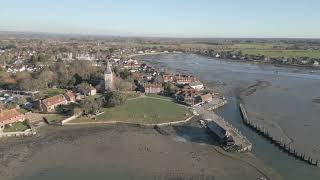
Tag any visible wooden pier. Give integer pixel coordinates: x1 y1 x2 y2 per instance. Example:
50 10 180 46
239 103 319 167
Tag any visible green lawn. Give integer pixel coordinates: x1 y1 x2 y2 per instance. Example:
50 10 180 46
72 97 190 124
39 88 66 98
145 94 173 101
3 121 29 132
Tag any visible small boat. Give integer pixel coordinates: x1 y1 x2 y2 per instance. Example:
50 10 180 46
199 120 207 128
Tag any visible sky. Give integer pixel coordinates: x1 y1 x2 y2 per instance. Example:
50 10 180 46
0 0 320 38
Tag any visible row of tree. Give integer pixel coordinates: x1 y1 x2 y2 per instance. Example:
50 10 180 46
0 60 107 91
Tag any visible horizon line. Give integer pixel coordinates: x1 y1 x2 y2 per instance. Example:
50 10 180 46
0 30 319 40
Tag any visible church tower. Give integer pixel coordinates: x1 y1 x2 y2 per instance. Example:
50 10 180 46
104 61 114 90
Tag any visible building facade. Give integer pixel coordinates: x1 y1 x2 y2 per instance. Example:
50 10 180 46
39 94 68 112
144 83 163 94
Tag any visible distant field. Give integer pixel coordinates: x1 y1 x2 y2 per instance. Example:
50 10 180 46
184 43 320 58
72 97 190 124
126 42 320 59
241 49 320 58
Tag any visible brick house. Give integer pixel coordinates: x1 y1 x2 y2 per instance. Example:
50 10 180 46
195 93 213 104
162 74 174 83
39 94 68 112
0 109 25 129
144 83 163 94
175 88 198 106
174 74 197 85
190 81 204 91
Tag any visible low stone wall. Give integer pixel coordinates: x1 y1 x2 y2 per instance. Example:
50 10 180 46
0 129 36 138
63 115 195 127
61 114 80 125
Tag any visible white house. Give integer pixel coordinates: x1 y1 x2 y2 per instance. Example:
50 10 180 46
190 81 204 91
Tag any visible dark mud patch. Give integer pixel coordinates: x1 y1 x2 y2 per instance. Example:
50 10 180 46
239 80 272 101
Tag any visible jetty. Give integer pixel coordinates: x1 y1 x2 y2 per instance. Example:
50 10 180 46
239 103 319 167
194 98 252 152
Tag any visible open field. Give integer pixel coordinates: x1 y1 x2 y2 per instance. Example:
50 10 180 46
39 88 66 98
3 121 29 132
241 49 320 58
145 94 173 101
72 97 190 124
131 41 320 59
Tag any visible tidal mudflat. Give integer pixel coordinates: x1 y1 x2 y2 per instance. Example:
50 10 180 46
0 124 280 180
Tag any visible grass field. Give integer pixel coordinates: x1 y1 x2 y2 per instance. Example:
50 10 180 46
39 88 66 98
241 49 320 58
72 97 190 124
181 43 320 58
145 94 173 101
3 121 29 132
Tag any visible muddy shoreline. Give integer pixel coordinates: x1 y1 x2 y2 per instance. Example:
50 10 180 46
0 123 282 180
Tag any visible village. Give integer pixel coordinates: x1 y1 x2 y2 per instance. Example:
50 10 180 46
0 39 252 152
0 52 212 129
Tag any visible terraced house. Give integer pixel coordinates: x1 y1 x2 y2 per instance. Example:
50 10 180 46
0 108 25 130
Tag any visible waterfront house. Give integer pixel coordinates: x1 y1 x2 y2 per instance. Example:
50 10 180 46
190 81 204 91
174 74 197 85
0 108 26 129
143 83 163 94
195 93 213 104
175 88 198 106
122 59 140 70
162 74 174 83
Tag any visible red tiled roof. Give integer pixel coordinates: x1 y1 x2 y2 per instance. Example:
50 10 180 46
0 109 23 123
42 94 66 107
200 93 212 101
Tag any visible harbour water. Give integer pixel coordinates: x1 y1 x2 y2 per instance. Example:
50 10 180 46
140 53 320 180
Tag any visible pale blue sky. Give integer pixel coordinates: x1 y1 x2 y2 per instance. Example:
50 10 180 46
0 0 319 38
